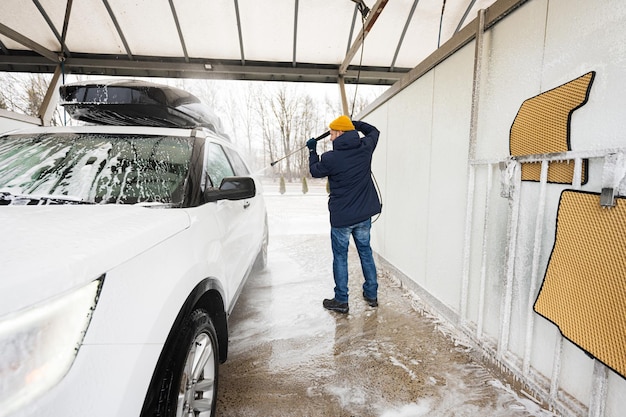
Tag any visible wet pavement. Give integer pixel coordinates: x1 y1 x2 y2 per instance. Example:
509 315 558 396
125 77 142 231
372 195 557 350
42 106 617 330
216 183 555 417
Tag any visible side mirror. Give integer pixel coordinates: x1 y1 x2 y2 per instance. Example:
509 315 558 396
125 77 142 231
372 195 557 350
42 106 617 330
205 176 256 202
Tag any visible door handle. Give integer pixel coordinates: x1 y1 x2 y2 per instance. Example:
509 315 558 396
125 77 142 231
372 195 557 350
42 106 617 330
243 201 250 209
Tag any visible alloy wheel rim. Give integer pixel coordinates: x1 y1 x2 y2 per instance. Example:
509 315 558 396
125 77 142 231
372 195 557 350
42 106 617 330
176 333 216 416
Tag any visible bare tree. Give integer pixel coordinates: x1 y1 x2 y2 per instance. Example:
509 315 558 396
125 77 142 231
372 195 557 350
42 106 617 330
0 73 63 125
226 82 258 168
0 73 26 114
250 84 330 180
271 85 299 180
25 75 46 117
253 85 276 170
188 80 270 175
293 94 323 176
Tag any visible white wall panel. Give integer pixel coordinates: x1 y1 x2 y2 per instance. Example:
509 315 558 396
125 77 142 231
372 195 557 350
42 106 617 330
366 0 626 415
377 77 434 286
369 106 389 259
543 0 626 150
558 342 596 407
425 44 474 310
465 165 510 339
476 1 548 160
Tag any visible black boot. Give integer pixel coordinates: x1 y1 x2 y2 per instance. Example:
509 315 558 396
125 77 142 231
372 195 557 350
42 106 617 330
323 298 349 314
363 292 378 307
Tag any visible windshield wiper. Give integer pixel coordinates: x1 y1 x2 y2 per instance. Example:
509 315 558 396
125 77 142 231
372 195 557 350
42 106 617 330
0 191 94 205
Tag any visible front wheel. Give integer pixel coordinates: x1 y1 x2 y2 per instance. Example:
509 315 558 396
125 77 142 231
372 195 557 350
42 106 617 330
149 309 219 417
177 310 218 417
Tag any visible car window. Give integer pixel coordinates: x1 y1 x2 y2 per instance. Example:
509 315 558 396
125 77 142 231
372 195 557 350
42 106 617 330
224 147 250 176
0 133 193 205
205 142 234 188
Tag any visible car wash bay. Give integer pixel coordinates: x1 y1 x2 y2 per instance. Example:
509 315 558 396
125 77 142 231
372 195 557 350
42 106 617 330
215 180 554 417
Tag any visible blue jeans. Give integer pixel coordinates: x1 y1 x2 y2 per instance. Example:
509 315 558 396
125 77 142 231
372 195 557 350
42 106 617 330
330 218 378 303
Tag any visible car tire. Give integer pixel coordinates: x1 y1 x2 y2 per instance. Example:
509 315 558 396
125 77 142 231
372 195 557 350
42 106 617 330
152 309 219 417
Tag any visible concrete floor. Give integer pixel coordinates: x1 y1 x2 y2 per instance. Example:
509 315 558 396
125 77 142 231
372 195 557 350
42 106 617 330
216 185 555 417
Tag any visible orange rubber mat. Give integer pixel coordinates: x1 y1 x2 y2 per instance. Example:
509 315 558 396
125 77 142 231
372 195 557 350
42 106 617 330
534 190 626 379
510 72 595 184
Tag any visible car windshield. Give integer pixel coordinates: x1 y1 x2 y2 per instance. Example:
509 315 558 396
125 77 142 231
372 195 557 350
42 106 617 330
0 133 193 206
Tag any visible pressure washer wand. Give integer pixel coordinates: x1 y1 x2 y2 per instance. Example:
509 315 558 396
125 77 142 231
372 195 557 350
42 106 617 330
270 130 330 167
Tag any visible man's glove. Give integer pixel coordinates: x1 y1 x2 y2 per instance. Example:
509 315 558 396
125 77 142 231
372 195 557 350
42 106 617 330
306 138 317 152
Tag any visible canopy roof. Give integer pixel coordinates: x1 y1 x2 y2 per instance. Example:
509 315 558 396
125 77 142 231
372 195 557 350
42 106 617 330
0 0 497 86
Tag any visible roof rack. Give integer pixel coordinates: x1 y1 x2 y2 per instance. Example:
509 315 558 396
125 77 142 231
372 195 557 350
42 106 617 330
59 79 224 133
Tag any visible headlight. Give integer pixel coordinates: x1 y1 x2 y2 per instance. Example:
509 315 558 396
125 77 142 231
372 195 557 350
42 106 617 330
0 277 103 417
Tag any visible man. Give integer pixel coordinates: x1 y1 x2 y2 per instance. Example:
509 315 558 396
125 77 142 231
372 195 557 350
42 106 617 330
307 115 382 314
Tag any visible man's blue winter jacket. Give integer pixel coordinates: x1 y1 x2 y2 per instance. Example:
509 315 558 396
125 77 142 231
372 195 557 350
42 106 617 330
309 120 381 228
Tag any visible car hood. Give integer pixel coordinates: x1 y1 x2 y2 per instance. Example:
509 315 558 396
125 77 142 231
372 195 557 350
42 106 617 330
0 205 190 316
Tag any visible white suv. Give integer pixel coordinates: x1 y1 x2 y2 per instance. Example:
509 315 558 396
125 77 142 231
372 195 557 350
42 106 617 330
0 80 268 417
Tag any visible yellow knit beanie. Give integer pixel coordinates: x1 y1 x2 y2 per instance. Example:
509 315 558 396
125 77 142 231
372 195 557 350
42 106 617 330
329 115 355 131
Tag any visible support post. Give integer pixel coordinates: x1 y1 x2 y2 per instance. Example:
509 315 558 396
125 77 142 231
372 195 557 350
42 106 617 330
338 75 349 116
468 8 485 159
459 8 486 326
38 65 64 126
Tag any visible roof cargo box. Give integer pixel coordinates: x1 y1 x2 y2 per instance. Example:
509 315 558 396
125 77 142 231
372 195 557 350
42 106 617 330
59 79 223 132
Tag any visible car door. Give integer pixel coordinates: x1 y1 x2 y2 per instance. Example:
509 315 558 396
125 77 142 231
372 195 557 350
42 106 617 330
222 145 266 271
203 141 252 301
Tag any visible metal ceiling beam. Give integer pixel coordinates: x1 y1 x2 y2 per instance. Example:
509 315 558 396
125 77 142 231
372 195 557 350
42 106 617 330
32 0 71 58
346 6 359 54
0 22 59 62
455 0 478 34
61 0 74 52
101 0 133 60
391 0 419 71
0 108 41 126
292 0 299 68
0 54 405 84
168 0 189 63
339 0 389 76
233 0 245 65
338 0 389 115
206 63 404 84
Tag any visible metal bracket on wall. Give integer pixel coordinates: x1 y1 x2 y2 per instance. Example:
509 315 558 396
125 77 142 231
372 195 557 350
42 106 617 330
600 152 626 207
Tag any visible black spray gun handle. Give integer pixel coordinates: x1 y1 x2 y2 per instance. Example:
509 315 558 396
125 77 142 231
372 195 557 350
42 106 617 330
314 131 330 141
